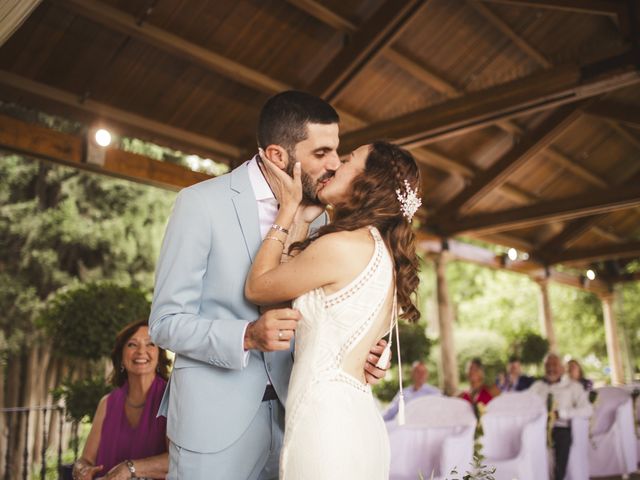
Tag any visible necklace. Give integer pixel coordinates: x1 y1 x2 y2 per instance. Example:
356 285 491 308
126 396 146 409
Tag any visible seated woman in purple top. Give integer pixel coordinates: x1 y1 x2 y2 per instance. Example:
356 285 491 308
72 320 171 480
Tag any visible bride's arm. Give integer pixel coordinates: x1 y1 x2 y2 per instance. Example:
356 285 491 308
246 219 342 305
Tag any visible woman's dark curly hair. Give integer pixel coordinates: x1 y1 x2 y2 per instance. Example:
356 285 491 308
291 141 421 322
109 319 172 387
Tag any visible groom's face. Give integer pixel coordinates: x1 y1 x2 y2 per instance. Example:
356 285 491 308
287 122 340 205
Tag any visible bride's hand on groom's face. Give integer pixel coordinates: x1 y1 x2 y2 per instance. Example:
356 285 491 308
364 339 390 385
259 150 302 214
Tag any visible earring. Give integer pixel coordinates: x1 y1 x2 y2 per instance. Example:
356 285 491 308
120 364 125 372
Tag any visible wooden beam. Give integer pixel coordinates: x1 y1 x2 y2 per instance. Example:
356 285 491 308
0 70 242 161
608 271 640 284
382 48 460 96
52 0 290 94
430 103 583 219
584 100 640 128
339 53 640 151
285 0 357 32
546 241 640 265
467 0 553 68
607 121 640 150
438 183 640 236
418 237 610 294
307 0 426 101
0 113 82 165
543 147 609 188
478 0 624 16
0 113 211 190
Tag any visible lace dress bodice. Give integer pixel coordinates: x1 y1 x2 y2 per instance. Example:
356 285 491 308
281 226 393 479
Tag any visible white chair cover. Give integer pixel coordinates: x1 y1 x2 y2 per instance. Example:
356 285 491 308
588 386 638 477
387 396 476 480
562 415 588 480
623 383 640 466
481 392 549 480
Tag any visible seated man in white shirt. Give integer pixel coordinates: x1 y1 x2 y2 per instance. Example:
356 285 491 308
529 353 592 480
383 361 440 421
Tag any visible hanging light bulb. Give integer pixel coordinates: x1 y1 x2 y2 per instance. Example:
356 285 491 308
94 128 112 147
586 269 596 281
507 248 518 261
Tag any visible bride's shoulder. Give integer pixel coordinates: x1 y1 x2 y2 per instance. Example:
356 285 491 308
309 228 374 258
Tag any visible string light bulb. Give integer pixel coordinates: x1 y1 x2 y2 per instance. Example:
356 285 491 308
94 129 112 147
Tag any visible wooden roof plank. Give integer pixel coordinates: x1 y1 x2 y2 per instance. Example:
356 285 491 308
285 0 357 32
339 53 640 151
306 0 426 101
467 0 553 68
430 103 584 219
477 0 625 16
584 99 640 128
53 0 291 94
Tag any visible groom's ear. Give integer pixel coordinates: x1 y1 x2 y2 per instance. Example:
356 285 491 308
264 145 289 171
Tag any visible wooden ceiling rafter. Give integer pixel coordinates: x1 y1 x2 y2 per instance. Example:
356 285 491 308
418 236 611 294
52 0 291 95
338 52 640 152
0 70 242 161
476 0 626 17
429 103 584 222
438 183 640 236
466 0 553 68
306 0 427 101
546 240 640 265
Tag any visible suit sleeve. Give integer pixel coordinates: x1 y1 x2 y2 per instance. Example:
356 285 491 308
149 187 251 370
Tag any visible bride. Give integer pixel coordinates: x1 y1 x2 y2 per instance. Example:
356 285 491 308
245 141 421 479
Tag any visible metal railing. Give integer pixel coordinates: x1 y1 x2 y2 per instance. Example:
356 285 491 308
1 405 74 480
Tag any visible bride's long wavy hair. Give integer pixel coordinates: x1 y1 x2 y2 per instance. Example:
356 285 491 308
291 142 421 322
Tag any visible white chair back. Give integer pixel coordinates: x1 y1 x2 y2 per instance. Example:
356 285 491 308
404 396 476 428
389 397 476 479
592 386 629 435
482 393 546 461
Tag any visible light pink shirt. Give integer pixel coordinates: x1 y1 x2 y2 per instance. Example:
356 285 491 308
242 157 279 368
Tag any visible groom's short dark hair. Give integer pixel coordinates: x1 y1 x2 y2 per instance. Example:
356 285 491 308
257 91 339 153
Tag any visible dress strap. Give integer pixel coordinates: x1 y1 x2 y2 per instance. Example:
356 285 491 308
376 289 405 426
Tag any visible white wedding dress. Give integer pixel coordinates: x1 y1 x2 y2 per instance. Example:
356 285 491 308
281 226 394 479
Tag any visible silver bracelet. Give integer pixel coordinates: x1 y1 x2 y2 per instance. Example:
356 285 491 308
264 236 285 248
271 223 289 235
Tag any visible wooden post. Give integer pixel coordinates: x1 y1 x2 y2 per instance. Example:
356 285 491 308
601 292 625 385
536 279 558 352
434 254 458 396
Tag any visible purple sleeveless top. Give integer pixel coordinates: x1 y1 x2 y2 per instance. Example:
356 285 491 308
95 375 167 473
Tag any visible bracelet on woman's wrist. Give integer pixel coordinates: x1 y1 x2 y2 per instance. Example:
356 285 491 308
271 223 289 235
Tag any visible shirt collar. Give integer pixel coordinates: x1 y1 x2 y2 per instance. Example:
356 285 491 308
247 155 275 202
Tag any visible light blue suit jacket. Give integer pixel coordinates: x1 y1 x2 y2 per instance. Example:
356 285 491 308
149 161 326 453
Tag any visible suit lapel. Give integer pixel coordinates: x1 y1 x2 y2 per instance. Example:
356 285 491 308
230 162 261 263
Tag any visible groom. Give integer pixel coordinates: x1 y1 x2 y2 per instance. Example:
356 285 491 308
149 91 388 479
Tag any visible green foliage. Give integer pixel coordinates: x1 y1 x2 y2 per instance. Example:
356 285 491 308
392 321 432 367
0 154 174 355
53 377 111 423
39 283 150 360
371 370 400 403
455 329 507 384
510 331 549 365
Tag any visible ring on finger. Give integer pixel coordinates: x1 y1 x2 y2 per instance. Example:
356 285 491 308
278 330 284 340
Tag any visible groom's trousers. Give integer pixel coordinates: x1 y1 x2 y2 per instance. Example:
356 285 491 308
167 398 284 480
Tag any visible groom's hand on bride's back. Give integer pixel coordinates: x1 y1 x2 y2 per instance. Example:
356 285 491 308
243 307 300 352
364 339 390 385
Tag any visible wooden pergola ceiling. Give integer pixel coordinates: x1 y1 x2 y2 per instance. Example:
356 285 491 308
0 0 639 290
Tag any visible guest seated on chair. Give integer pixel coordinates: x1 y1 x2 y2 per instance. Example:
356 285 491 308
460 358 500 406
530 353 592 480
383 361 440 421
72 320 171 480
498 355 535 392
567 358 593 391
